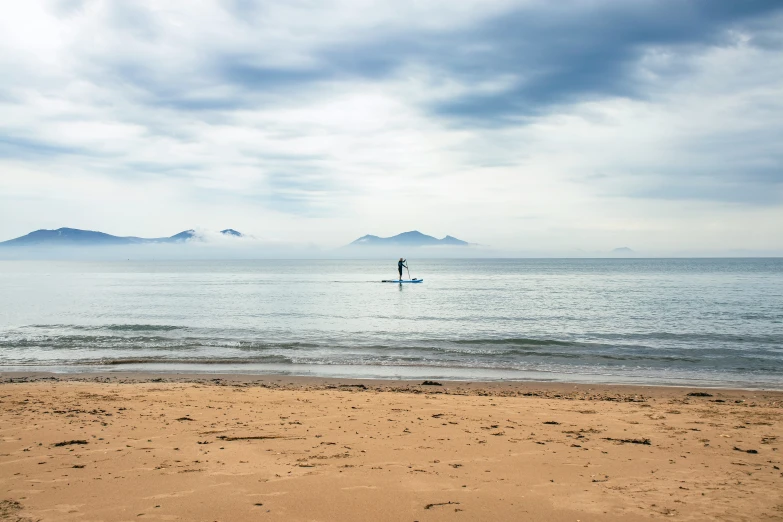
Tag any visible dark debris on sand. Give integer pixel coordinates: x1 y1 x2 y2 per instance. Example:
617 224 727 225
3 374 781 409
0 499 35 522
53 440 88 447
603 437 651 445
425 501 460 510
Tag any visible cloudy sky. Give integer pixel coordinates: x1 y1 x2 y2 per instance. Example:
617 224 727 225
1 0 782 254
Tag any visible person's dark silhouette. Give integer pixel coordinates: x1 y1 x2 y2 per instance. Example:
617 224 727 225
398 258 407 280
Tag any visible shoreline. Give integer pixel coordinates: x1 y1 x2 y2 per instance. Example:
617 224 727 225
1 374 781 520
3 370 783 394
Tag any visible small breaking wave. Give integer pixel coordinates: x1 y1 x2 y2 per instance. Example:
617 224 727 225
28 324 186 332
453 338 575 347
101 355 294 365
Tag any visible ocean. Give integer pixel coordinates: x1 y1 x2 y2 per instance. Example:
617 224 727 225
1 258 781 388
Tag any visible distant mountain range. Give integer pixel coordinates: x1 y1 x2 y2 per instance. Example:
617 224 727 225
0 227 244 246
349 231 469 247
0 227 469 249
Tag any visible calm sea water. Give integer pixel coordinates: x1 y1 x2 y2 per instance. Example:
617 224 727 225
1 259 782 388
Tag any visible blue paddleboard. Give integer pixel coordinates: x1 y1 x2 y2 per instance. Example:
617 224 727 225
382 279 423 283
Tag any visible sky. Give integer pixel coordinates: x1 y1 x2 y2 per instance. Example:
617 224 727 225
1 0 782 255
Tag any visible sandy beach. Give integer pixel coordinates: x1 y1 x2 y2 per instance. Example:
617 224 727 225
1 374 781 522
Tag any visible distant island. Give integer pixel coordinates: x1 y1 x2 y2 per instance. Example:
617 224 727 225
348 231 469 247
0 228 244 246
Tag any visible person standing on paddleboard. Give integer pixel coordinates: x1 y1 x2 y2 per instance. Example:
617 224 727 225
398 258 407 280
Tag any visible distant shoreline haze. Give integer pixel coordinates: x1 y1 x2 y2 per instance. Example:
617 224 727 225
0 227 473 249
0 227 245 246
2 227 782 259
0 227 486 260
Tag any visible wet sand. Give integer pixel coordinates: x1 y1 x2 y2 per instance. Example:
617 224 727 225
1 373 782 521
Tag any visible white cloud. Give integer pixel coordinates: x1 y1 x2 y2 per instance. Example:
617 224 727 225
0 0 781 254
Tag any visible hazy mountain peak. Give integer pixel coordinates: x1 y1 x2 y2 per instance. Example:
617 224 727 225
0 227 134 246
168 230 197 241
0 227 245 246
610 247 636 257
440 235 469 246
348 231 468 247
351 234 381 244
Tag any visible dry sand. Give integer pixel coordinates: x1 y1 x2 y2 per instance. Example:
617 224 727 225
1 374 782 521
